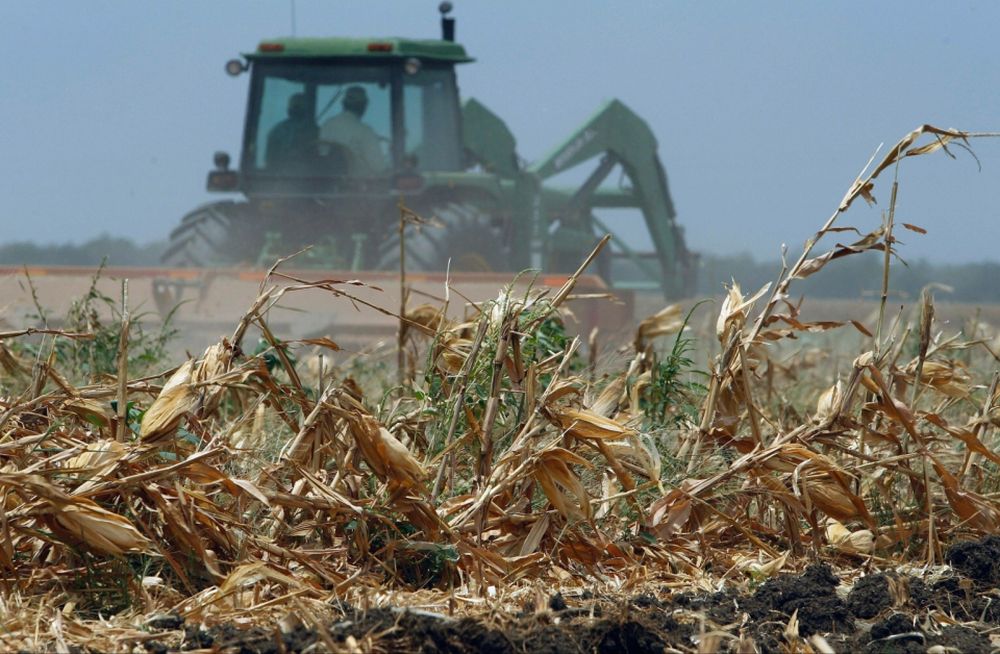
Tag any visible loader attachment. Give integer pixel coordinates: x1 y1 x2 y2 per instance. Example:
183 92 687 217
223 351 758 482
529 99 696 298
461 98 520 177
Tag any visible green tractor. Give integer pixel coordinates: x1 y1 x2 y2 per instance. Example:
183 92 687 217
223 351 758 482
163 4 696 298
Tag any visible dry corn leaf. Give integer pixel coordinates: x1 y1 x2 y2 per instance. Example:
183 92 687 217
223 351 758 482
761 314 872 341
931 458 997 530
140 360 195 440
801 474 869 523
825 519 875 554
534 448 592 521
924 413 1000 466
737 550 789 580
647 482 699 540
594 472 616 520
517 514 551 556
63 440 125 478
605 436 660 482
62 398 113 428
768 444 874 525
783 609 800 641
871 395 917 432
635 303 684 347
903 360 971 397
815 381 843 422
144 487 211 561
229 478 272 507
190 341 236 416
296 336 341 351
405 304 445 334
550 408 632 440
837 125 976 213
192 342 231 384
869 125 970 183
0 342 28 376
545 379 583 404
716 282 771 340
589 375 625 418
716 283 743 338
377 426 426 487
47 498 155 556
179 461 273 507
628 369 652 415
436 338 473 375
793 227 886 280
218 561 318 596
347 412 424 488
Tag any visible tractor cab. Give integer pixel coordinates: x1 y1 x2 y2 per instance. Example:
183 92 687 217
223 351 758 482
209 35 473 196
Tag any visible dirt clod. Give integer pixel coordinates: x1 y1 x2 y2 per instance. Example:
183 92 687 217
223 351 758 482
142 641 169 654
594 619 665 654
848 573 893 619
147 613 184 631
859 611 993 654
932 625 992 654
869 612 918 640
945 535 1000 585
745 563 852 637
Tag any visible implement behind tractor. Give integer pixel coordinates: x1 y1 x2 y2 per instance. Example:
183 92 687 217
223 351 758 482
164 4 696 299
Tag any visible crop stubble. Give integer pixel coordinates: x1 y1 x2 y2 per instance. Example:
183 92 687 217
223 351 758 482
0 125 999 652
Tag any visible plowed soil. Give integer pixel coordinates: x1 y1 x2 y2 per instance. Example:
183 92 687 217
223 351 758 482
133 536 1000 654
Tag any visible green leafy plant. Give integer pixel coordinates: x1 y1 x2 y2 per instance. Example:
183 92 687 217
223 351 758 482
641 310 706 431
18 264 176 382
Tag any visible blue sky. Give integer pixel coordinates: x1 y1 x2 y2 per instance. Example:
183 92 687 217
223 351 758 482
2 1 999 263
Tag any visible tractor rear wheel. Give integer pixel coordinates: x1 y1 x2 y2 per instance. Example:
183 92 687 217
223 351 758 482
377 202 511 273
161 202 264 267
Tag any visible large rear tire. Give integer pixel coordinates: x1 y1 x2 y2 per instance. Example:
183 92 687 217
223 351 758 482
376 202 511 273
161 202 263 267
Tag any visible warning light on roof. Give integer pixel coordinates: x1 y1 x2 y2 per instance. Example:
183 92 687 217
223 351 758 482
258 43 285 53
367 43 393 52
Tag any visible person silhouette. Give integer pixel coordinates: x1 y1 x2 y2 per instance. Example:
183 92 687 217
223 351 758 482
320 86 387 176
265 92 318 172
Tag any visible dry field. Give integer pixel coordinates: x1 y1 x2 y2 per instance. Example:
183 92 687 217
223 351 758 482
0 125 998 653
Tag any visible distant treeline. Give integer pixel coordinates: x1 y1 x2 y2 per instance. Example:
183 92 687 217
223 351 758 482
0 236 996 303
0 235 166 267
698 252 1000 303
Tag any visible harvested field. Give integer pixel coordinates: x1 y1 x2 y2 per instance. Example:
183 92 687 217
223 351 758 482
1 125 1000 653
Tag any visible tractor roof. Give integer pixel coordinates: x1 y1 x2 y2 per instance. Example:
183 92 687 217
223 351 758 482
248 37 473 63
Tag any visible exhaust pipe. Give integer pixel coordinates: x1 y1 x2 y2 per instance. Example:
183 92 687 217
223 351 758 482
439 2 455 41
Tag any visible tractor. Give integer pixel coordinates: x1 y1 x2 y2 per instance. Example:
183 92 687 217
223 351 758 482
163 4 696 298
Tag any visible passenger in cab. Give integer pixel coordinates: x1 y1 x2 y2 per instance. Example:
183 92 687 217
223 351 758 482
320 86 388 176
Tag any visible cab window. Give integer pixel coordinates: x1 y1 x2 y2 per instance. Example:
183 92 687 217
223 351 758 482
402 66 462 171
247 61 392 177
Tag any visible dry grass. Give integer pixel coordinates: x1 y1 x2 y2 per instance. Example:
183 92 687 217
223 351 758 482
0 125 998 651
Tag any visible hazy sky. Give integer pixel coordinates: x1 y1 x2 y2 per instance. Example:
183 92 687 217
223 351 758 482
3 1 999 263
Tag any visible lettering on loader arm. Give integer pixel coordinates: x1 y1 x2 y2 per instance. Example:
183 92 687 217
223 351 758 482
553 129 597 171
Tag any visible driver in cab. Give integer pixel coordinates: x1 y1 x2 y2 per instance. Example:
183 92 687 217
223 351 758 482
320 86 388 176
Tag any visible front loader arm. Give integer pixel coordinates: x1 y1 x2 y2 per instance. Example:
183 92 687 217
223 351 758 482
528 99 694 298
